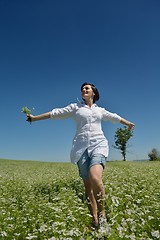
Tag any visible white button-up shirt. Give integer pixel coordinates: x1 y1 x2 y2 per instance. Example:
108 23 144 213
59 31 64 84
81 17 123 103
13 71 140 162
51 102 121 164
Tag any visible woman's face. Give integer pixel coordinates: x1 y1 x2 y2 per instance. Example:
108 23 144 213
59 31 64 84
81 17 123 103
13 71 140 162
81 84 95 101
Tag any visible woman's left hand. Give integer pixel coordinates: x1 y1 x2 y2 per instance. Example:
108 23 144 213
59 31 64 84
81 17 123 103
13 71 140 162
128 122 135 130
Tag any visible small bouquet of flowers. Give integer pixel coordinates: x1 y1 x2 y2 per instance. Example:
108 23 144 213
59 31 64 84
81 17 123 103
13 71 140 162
21 107 34 124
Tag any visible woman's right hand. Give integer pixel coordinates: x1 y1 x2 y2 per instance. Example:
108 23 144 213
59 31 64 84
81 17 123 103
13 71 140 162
26 112 51 122
26 114 34 124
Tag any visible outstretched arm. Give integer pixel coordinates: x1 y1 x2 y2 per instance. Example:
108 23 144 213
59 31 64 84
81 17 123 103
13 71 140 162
26 112 51 123
120 118 135 130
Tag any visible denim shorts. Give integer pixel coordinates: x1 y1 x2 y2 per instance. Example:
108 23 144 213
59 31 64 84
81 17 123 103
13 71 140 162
77 150 107 180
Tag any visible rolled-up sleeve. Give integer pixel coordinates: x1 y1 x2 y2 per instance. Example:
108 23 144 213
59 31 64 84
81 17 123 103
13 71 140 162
50 103 77 119
101 108 121 123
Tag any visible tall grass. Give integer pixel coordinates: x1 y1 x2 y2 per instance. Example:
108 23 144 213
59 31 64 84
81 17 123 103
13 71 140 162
0 159 159 239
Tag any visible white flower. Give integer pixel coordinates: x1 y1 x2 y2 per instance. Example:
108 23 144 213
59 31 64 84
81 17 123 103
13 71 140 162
39 224 47 232
151 230 160 238
26 234 37 240
1 231 7 237
117 225 124 238
125 233 136 240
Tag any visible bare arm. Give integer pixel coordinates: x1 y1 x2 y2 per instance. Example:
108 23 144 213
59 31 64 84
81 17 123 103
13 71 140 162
120 118 135 130
26 112 51 123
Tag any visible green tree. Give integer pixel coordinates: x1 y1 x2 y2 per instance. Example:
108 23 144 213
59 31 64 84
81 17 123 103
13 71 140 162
113 126 133 161
148 148 160 161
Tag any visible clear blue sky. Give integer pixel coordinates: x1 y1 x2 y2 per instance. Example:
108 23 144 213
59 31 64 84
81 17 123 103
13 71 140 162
0 0 160 162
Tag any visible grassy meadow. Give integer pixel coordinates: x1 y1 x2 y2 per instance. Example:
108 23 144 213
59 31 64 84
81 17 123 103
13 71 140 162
0 159 160 240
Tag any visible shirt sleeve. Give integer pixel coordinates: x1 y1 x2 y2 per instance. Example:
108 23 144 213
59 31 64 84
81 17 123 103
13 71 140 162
101 108 122 123
50 103 77 119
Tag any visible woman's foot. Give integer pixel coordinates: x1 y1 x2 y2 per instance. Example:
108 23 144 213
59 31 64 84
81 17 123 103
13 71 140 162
90 220 99 230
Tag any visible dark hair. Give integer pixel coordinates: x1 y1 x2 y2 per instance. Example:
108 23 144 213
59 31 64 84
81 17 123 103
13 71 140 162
81 82 100 103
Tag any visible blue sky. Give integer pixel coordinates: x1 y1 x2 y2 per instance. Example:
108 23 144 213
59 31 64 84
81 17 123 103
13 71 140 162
0 0 160 162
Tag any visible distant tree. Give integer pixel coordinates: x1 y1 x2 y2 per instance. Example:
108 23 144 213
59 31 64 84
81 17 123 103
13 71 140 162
113 126 133 161
148 148 160 161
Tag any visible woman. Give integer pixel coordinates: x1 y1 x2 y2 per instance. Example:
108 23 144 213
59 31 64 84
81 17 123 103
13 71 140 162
26 82 135 230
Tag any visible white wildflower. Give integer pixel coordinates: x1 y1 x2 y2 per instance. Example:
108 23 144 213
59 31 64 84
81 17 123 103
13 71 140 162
117 225 124 238
151 230 160 239
26 234 37 240
125 233 136 240
1 231 7 237
39 224 47 232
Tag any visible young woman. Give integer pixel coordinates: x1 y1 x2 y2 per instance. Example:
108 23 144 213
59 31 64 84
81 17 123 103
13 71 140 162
26 82 135 230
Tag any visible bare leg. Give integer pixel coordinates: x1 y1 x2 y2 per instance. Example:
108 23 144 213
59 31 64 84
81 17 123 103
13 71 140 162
89 164 106 218
83 179 98 224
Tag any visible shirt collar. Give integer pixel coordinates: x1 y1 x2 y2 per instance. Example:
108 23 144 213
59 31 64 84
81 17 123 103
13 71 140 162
77 98 98 108
82 102 97 108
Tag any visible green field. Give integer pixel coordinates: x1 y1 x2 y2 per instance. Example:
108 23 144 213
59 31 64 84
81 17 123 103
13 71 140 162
0 159 159 239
